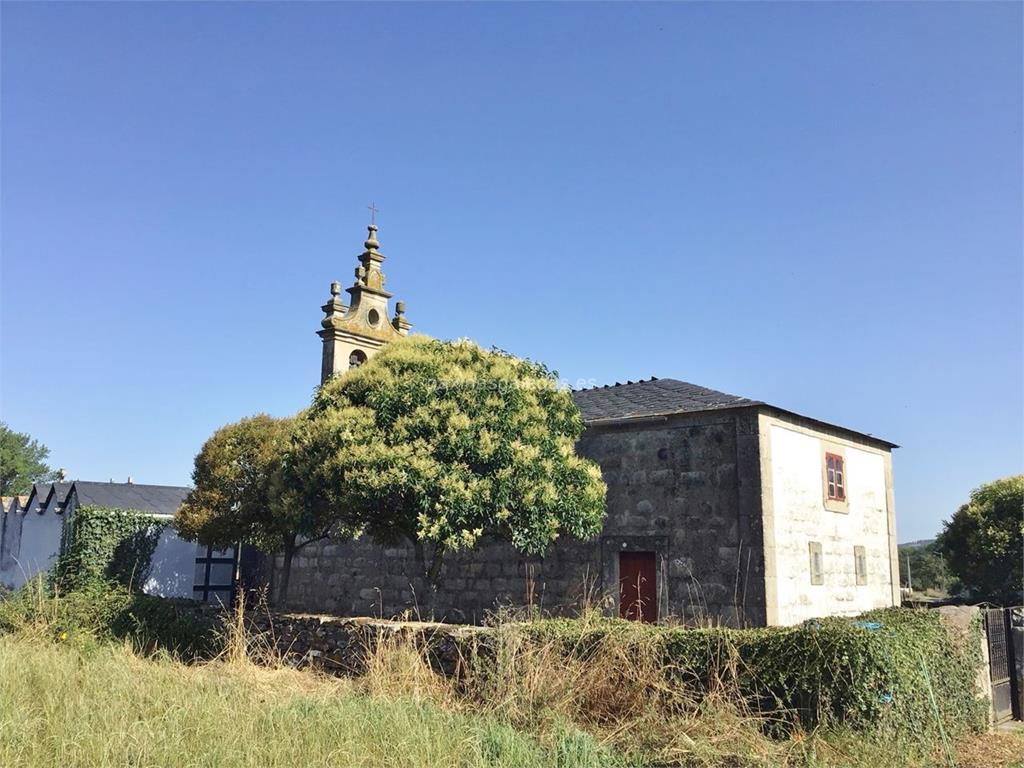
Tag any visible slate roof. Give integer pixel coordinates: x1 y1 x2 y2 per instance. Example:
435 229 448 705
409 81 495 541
573 377 759 422
572 377 897 448
45 482 74 511
26 483 54 513
71 481 191 516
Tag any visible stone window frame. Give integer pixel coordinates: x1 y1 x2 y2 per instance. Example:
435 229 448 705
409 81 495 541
600 535 669 621
808 541 824 585
821 443 849 513
854 545 868 586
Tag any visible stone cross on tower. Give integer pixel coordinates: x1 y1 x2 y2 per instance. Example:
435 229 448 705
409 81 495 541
317 223 412 384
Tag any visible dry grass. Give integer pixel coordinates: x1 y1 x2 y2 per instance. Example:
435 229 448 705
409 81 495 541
955 731 1024 768
349 612 786 766
4 586 1019 768
351 610 1024 768
360 627 457 703
0 632 620 768
472 622 782 766
0 586 623 767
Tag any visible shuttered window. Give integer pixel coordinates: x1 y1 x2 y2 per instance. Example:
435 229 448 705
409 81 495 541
854 546 868 586
808 541 824 585
825 453 846 501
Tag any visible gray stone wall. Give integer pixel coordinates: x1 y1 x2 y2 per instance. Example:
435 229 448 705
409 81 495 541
246 613 485 677
579 408 766 626
279 536 599 625
276 408 767 626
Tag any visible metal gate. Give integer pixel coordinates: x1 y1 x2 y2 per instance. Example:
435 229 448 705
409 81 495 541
986 607 1021 723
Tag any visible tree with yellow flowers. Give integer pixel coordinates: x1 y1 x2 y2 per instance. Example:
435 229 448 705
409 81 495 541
291 336 607 615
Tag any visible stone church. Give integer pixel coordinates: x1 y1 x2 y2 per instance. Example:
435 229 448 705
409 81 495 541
279 225 902 627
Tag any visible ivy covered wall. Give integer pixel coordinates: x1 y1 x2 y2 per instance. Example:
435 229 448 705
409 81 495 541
58 506 167 590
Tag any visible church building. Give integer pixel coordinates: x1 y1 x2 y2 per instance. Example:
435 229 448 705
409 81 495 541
280 225 902 627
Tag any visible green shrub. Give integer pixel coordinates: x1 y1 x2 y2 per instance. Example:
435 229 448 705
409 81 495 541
0 577 222 659
0 577 131 640
109 590 223 658
514 608 986 743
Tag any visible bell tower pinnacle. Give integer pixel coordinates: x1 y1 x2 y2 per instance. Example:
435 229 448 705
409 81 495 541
318 222 412 384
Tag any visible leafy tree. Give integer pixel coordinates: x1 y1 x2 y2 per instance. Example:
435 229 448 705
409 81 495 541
897 542 953 594
0 422 56 495
291 336 607 615
936 475 1024 603
175 414 347 603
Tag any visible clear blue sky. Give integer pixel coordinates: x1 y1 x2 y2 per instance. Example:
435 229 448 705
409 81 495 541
2 2 1020 542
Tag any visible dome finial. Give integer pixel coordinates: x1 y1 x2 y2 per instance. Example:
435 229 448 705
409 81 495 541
363 202 381 250
364 224 380 251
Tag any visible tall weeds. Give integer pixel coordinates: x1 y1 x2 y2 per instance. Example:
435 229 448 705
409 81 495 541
3 581 1006 768
487 623 787 765
336 608 783 767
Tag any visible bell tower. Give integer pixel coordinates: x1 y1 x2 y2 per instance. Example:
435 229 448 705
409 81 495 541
318 223 412 384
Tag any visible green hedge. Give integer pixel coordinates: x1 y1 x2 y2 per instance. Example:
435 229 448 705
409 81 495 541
57 505 166 590
0 578 222 659
515 608 986 741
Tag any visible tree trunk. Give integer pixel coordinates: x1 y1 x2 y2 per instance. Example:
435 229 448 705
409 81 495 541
278 534 296 606
412 539 446 621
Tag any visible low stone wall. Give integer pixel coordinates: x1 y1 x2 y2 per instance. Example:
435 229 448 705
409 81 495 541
240 606 987 741
246 612 487 677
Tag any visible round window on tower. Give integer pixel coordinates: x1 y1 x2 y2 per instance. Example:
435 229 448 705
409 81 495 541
349 349 367 369
367 309 380 326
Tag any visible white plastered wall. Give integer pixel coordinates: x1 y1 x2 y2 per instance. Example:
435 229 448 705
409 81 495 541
760 414 899 626
0 501 199 599
142 524 198 599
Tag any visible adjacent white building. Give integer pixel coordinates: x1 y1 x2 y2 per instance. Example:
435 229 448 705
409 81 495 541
0 480 236 604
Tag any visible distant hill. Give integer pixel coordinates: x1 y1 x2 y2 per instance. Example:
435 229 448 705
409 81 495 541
899 538 936 549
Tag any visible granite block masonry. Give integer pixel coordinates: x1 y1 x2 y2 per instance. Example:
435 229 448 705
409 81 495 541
247 612 484 677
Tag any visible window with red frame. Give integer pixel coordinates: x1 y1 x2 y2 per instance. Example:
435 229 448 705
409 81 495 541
825 453 846 501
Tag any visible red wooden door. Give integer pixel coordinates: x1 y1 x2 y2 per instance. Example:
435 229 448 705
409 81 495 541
619 551 657 623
